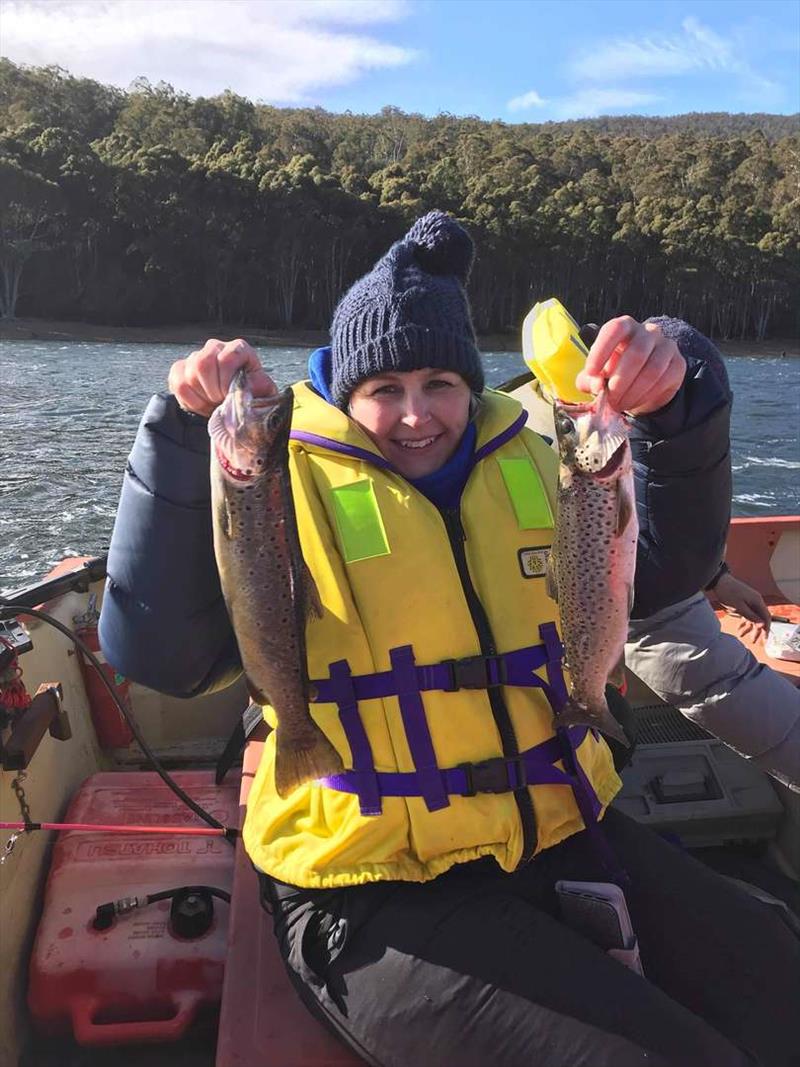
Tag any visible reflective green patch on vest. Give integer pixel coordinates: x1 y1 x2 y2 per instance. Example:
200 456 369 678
497 458 554 530
331 480 391 562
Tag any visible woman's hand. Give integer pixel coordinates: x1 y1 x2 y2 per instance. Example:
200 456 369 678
575 317 686 415
712 571 772 640
167 338 278 417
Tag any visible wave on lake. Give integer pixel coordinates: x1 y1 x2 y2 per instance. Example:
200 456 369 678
1 341 798 592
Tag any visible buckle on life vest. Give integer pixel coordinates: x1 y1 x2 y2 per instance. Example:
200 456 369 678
459 755 524 796
442 654 508 692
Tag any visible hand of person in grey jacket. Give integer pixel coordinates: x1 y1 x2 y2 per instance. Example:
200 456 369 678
713 570 773 638
168 338 278 417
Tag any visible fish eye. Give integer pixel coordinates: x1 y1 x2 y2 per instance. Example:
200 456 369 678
556 412 575 436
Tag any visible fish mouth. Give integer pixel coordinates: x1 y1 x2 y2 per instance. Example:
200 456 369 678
209 411 262 483
214 440 259 483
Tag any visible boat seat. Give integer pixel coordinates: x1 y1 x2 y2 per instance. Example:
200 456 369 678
216 735 364 1067
715 600 800 688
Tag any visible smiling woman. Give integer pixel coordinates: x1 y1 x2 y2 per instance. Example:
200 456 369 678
98 211 800 1067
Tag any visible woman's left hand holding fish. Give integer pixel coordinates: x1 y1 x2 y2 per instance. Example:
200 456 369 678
576 316 686 415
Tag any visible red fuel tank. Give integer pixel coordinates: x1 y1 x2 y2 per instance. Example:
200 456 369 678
28 770 239 1047
74 621 135 749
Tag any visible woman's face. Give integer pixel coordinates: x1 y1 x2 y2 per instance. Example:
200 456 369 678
348 368 473 479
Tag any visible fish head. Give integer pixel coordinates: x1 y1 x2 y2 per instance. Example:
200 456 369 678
553 388 630 483
209 369 293 483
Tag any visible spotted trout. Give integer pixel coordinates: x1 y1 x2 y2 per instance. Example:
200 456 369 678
547 387 637 746
208 370 343 797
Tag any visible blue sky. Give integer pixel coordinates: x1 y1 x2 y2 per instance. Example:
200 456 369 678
3 0 799 120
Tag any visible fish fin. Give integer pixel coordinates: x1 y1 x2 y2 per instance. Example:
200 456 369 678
274 724 344 798
545 549 559 603
608 652 626 690
245 676 269 707
303 559 323 619
586 426 627 472
558 696 629 748
615 482 634 539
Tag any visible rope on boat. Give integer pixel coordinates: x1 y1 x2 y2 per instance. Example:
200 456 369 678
0 635 31 713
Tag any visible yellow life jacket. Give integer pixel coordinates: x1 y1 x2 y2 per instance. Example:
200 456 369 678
242 381 621 889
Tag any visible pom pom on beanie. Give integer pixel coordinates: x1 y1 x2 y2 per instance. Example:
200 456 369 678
406 211 475 284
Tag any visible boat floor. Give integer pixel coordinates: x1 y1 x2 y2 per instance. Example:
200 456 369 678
18 838 798 1067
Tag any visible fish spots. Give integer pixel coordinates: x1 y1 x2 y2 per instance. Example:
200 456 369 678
552 401 637 720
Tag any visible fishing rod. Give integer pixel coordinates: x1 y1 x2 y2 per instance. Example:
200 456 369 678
1 821 232 835
0 599 238 845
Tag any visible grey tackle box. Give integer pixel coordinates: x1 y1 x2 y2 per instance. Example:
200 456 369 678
613 706 784 847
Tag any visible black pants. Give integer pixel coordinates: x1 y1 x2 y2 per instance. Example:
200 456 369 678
260 810 800 1067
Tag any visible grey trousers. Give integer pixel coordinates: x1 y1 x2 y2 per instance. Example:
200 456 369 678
626 593 800 792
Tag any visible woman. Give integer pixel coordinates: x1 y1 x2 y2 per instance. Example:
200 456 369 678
100 212 799 1067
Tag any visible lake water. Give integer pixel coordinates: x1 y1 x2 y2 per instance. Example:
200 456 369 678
1 340 798 593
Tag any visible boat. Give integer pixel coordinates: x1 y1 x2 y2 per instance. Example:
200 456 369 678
0 375 797 1067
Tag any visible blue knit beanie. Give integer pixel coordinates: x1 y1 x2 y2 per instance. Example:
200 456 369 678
330 211 484 408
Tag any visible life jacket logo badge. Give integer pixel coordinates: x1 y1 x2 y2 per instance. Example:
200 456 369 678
518 547 549 579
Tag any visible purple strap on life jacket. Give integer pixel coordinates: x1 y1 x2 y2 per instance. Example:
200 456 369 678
537 625 626 881
327 660 382 816
313 636 621 881
555 725 629 887
310 643 560 705
390 646 450 813
539 622 569 710
314 643 563 816
321 726 601 808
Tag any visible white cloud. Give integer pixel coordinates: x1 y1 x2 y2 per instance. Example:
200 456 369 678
567 16 781 104
570 18 730 81
507 87 658 120
507 89 547 112
0 0 417 103
506 15 787 119
552 88 661 120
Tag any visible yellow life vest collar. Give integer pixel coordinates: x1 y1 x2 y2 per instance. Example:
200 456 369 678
288 380 529 472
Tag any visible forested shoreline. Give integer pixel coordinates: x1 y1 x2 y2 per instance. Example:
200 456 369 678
1 60 798 340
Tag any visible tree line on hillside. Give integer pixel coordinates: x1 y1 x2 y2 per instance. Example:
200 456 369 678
1 60 798 340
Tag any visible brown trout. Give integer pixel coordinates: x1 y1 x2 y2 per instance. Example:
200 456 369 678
547 387 637 746
208 370 343 797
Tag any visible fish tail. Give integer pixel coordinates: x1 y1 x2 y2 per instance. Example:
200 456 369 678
274 724 344 798
558 696 630 748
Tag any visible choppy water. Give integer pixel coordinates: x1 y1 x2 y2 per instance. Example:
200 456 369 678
1 340 798 592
